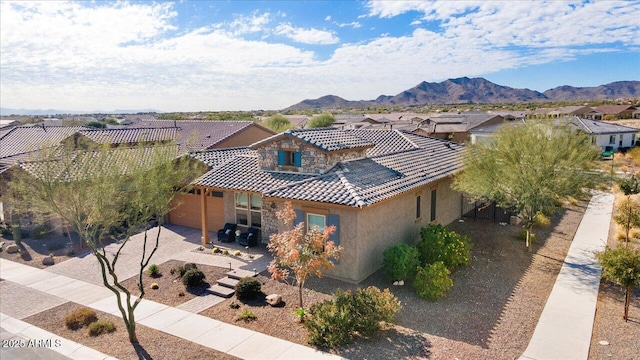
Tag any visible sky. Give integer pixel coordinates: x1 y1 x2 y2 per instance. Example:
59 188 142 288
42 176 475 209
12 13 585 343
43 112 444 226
1 1 639 112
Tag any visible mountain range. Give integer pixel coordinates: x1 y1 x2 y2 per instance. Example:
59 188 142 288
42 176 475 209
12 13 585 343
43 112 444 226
284 77 640 111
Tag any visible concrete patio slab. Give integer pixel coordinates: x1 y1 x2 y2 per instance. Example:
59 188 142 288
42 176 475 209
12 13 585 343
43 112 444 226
129 299 168 321
29 274 76 293
46 279 92 299
8 268 58 285
0 261 40 281
87 295 127 316
64 284 113 306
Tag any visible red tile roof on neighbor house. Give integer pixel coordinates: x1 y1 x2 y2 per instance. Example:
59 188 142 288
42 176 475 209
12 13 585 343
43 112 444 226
192 129 464 208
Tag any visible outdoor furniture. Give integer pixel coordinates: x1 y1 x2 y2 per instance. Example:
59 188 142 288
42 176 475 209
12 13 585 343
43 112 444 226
217 223 237 243
601 146 614 159
238 227 260 247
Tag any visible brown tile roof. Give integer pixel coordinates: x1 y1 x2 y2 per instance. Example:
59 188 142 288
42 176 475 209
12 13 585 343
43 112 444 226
594 105 636 115
78 128 177 145
193 129 464 207
0 125 87 160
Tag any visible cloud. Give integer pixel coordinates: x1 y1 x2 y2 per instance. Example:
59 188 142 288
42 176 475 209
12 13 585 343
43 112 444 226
325 15 331 21
336 21 362 29
227 11 271 36
274 23 339 44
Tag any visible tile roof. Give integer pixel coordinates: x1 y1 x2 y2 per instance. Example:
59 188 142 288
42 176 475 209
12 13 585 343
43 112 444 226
78 127 177 145
251 128 375 152
569 117 638 134
0 125 87 160
193 129 464 207
133 120 263 152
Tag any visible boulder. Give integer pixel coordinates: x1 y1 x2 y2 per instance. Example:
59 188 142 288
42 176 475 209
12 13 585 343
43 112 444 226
6 244 19 254
42 256 55 266
266 294 282 306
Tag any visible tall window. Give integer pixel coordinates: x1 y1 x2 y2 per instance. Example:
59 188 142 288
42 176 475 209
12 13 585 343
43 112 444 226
609 135 616 144
430 189 437 222
416 195 421 219
307 213 326 232
235 193 261 228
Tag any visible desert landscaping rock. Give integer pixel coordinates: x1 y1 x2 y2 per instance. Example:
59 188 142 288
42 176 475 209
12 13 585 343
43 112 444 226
266 294 282 306
6 244 18 254
42 256 54 266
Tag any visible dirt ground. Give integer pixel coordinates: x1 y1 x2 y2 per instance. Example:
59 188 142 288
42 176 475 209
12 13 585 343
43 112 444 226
24 302 237 360
0 231 89 269
119 259 229 307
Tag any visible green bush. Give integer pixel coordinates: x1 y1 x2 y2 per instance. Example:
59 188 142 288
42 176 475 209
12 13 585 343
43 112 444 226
87 320 116 336
182 268 205 288
235 277 262 300
382 243 420 281
517 231 536 243
147 264 160 277
236 309 257 322
150 282 159 290
414 262 453 301
304 286 401 348
417 224 472 269
31 225 48 239
65 308 98 330
12 224 21 246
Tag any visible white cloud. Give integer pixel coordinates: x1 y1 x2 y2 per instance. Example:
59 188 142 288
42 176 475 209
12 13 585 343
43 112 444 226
410 20 422 26
274 23 339 44
325 15 331 21
227 11 271 36
336 21 362 29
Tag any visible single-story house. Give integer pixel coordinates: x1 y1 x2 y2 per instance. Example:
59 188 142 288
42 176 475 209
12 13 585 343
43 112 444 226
175 128 465 283
412 113 505 143
469 117 638 151
594 105 637 120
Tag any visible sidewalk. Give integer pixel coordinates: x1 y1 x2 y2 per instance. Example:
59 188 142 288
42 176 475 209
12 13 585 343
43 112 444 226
520 191 614 360
0 258 343 360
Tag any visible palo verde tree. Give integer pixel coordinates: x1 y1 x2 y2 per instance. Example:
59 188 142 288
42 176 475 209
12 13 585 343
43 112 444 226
267 201 343 309
262 114 293 132
7 142 198 342
597 246 640 321
453 120 601 251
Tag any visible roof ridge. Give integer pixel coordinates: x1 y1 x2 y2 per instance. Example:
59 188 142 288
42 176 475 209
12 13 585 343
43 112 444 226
335 167 366 208
573 116 592 134
203 121 252 148
394 129 421 149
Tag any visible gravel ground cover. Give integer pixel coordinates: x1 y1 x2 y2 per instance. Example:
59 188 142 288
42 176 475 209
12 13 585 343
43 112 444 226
24 301 237 360
119 259 229 307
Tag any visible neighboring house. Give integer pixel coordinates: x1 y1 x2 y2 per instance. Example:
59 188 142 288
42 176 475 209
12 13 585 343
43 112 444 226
632 109 640 120
469 117 638 151
0 119 17 128
413 113 505 143
594 105 637 120
176 128 465 283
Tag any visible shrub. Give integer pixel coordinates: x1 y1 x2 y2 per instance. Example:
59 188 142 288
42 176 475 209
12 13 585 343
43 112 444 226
533 213 551 229
12 224 21 246
32 225 48 239
65 308 98 330
414 262 453 301
182 268 205 288
236 309 257 322
234 250 242 257
304 286 401 348
382 243 420 281
229 301 240 309
147 264 160 277
517 231 536 243
417 224 472 269
212 247 221 254
222 249 229 255
88 320 116 336
235 277 262 300
150 282 159 290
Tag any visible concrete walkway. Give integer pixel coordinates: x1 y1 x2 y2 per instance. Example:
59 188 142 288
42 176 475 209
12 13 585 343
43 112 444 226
0 258 343 360
520 191 615 360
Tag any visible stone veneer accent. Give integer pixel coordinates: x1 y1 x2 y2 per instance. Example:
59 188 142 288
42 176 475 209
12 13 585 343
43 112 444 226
255 138 368 174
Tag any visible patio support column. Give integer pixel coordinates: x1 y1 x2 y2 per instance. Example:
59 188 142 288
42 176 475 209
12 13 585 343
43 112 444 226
200 188 210 245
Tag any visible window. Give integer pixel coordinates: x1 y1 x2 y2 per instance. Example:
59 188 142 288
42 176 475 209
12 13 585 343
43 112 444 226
430 189 437 222
277 150 302 167
416 195 421 219
609 135 616 144
235 192 261 228
307 213 326 232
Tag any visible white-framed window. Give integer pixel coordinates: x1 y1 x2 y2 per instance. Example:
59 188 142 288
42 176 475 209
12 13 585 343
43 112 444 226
307 213 326 232
609 135 616 144
235 192 261 228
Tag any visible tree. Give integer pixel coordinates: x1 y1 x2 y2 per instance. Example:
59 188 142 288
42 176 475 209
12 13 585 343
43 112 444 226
307 113 335 128
7 142 197 342
597 246 640 321
453 120 601 251
616 174 640 244
262 114 292 132
267 202 343 309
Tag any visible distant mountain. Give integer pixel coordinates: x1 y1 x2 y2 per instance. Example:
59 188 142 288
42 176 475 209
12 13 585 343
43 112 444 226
284 77 640 111
543 81 640 101
0 108 161 116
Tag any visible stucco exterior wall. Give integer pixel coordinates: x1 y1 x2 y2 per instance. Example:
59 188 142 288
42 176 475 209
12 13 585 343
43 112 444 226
593 133 636 150
212 125 274 149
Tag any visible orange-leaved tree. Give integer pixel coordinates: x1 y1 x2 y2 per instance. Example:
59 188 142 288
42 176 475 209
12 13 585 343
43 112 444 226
267 201 343 309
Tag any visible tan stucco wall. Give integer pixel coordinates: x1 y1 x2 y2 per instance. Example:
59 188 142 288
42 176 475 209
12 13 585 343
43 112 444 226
212 125 274 149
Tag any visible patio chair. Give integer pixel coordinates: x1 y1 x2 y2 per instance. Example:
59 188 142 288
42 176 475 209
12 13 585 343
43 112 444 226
217 223 237 243
238 227 260 247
